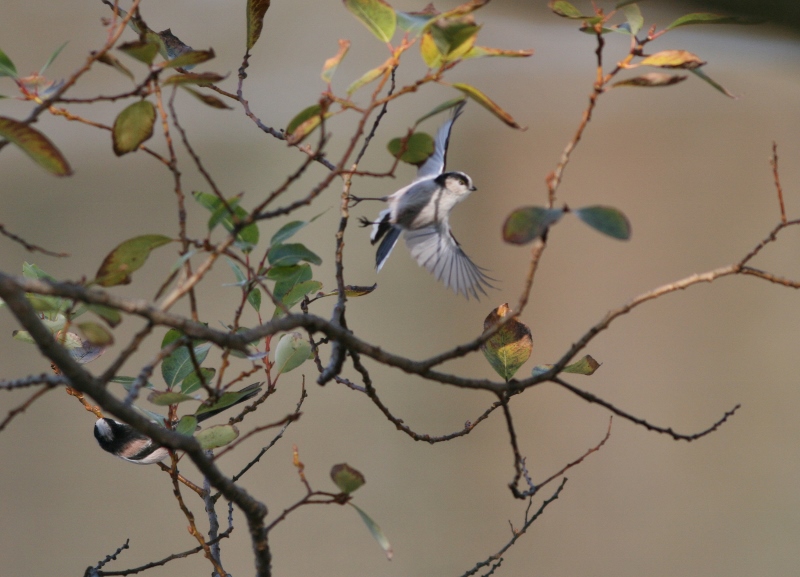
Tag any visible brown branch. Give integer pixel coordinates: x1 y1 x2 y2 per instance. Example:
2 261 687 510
0 386 54 432
0 224 69 257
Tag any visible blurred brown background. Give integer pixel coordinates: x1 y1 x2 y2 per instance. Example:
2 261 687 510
2 1 800 576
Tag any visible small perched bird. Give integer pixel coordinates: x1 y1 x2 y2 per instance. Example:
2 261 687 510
357 101 493 299
93 382 262 464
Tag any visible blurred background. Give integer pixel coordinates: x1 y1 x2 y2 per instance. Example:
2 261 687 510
2 1 800 576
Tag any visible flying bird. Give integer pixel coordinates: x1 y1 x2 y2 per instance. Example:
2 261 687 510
357 101 493 299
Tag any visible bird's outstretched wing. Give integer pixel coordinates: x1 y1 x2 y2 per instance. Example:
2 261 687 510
403 222 493 299
415 100 466 181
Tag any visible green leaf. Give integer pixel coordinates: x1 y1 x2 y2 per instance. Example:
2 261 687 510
463 46 534 60
638 50 705 70
268 243 322 267
532 355 601 377
620 4 643 36
330 463 366 493
277 280 322 315
548 0 588 19
350 503 393 560
429 21 480 61
163 48 215 69
344 0 397 43
270 220 309 246
110 376 155 391
247 0 272 51
87 304 122 327
387 132 435 165
0 48 18 78
321 39 350 84
502 207 563 245
612 73 687 88
118 40 160 65
666 12 762 30
0 116 72 176
285 103 329 144
176 415 198 436
147 390 196 406
181 367 216 394
347 61 391 95
225 257 248 286
194 383 262 418
314 283 377 299
94 234 172 286
193 191 259 252
112 100 156 156
163 72 226 86
77 321 114 346
573 206 631 240
452 83 524 129
248 287 262 312
274 332 312 374
22 262 56 282
195 424 239 449
480 303 532 382
396 9 438 35
267 263 312 283
39 41 68 75
690 68 737 99
160 328 212 389
414 97 467 125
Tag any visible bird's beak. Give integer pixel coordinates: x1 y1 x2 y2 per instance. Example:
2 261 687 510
470 186 477 192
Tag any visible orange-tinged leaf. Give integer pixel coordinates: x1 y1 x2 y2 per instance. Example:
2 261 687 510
0 116 72 176
247 0 272 50
439 0 490 19
452 83 525 129
331 463 366 493
112 100 156 156
321 39 351 84
481 303 532 382
182 86 232 109
638 50 705 70
163 72 227 86
347 59 391 95
344 0 397 43
95 234 172 287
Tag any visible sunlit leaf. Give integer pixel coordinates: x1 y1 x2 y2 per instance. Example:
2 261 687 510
321 39 350 84
94 234 171 287
163 48 215 69
612 73 687 88
0 48 18 78
420 32 443 68
548 0 588 19
666 12 763 30
118 40 160 65
344 0 397 42
195 424 239 449
112 100 156 156
147 390 196 406
247 0 272 51
452 83 524 129
347 60 391 95
463 45 534 59
0 116 72 176
350 503 393 560
690 68 737 99
274 331 312 374
638 50 705 70
620 4 643 36
502 207 563 245
387 132 435 165
481 303 532 382
181 86 232 109
429 20 480 60
573 205 631 240
331 463 365 493
532 355 601 377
